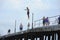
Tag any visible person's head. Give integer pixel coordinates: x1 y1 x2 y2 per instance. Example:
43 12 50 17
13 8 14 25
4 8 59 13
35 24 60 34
43 16 45 19
26 7 28 9
8 29 10 33
59 15 60 17
46 17 48 19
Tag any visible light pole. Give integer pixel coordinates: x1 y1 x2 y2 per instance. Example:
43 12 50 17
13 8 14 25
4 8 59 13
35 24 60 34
14 20 16 33
32 13 34 29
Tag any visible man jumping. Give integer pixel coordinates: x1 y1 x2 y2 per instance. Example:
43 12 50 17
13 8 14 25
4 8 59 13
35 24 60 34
25 7 30 19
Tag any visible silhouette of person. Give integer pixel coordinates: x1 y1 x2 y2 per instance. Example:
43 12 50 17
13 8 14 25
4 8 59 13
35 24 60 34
25 7 30 19
27 22 30 29
8 29 10 33
58 16 60 24
20 23 23 31
43 17 45 26
45 17 50 26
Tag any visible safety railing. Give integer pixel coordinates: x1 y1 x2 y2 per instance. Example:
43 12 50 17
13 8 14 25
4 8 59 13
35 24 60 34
34 15 60 28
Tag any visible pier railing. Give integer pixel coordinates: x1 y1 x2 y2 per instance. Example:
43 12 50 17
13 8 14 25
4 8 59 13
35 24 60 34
0 15 60 40
34 15 60 27
0 24 60 40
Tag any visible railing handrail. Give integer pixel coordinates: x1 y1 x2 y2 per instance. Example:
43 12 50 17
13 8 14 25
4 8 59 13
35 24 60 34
34 15 60 22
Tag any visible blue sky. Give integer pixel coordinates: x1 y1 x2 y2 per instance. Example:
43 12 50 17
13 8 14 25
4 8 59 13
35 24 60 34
0 0 60 35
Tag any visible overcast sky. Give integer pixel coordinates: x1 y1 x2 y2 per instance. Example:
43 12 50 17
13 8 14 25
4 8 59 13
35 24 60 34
0 0 60 35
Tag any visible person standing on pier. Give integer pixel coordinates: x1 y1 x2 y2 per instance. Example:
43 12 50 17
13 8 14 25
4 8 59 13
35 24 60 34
43 17 46 26
45 17 50 26
25 7 30 19
25 7 30 30
58 16 60 24
27 22 30 29
20 23 23 32
8 29 11 34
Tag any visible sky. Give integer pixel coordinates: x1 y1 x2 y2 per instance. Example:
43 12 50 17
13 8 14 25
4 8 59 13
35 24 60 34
0 0 60 36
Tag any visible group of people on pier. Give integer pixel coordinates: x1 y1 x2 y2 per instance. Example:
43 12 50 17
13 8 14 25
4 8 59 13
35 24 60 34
42 16 60 26
7 7 60 34
8 15 60 33
43 17 50 26
58 16 60 24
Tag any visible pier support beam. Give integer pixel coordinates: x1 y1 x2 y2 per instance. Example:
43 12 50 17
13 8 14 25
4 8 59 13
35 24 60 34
58 33 60 40
48 35 50 40
31 36 34 40
31 38 34 40
24 38 28 40
54 33 56 40
40 36 44 40
20 38 22 40
52 34 54 40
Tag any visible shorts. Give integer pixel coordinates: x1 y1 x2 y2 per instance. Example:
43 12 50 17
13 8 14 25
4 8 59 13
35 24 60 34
43 21 45 25
20 27 22 30
45 22 49 25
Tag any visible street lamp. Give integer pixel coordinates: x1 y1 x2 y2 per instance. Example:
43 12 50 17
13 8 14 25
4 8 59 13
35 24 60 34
32 13 34 29
14 20 16 33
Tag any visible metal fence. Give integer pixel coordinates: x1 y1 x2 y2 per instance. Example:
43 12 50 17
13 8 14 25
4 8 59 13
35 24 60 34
34 15 60 27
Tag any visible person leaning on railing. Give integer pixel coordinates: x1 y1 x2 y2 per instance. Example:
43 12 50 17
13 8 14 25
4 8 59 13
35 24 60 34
58 16 60 24
42 17 46 26
45 17 50 26
55 15 60 24
42 17 50 26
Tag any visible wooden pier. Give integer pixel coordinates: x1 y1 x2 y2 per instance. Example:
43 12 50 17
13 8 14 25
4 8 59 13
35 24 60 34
0 24 60 40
